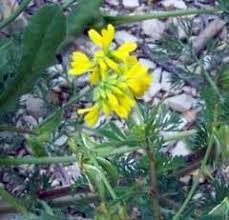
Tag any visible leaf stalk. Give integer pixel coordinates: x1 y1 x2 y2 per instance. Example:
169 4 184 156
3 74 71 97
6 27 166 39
104 8 220 25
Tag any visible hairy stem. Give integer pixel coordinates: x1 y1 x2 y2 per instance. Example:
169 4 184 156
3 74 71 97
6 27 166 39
0 0 32 30
172 130 215 220
145 147 161 220
104 8 220 25
0 129 197 166
0 156 76 166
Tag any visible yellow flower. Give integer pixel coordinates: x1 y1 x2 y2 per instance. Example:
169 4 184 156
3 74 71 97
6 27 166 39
78 74 137 126
69 24 153 126
78 104 100 127
69 24 138 84
69 52 92 75
112 42 137 61
88 24 115 50
97 79 135 119
124 62 153 97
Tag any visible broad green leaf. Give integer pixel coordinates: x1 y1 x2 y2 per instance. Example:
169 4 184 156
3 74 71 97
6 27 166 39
67 0 103 36
0 4 66 109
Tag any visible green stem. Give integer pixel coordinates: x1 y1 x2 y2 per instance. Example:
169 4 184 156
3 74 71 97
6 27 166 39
0 186 29 216
104 7 220 25
172 129 215 220
145 147 161 220
97 130 196 157
0 129 197 166
203 70 222 98
96 146 140 157
0 0 32 30
0 156 76 166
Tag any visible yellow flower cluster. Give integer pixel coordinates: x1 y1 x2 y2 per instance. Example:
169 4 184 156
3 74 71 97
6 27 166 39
69 24 152 126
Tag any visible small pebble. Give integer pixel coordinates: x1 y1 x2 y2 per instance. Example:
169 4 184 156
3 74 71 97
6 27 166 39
142 19 166 41
165 94 195 112
161 0 187 9
115 30 138 44
122 0 139 9
171 141 192 156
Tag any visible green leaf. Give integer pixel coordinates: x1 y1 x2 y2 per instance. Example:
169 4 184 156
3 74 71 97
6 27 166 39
208 197 229 218
0 4 66 109
96 121 128 141
27 137 47 157
219 0 229 13
85 164 105 199
26 109 63 157
109 122 126 139
219 65 229 92
36 109 63 141
67 0 103 36
0 37 22 95
96 157 119 182
81 133 96 150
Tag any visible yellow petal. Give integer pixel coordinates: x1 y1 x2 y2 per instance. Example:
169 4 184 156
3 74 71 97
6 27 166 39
122 94 135 109
84 105 99 126
113 42 137 60
118 82 128 91
124 56 138 67
104 57 120 73
89 69 99 84
110 86 124 96
85 112 99 126
125 62 148 78
127 73 152 97
94 50 105 57
101 101 111 116
117 42 137 53
100 69 108 80
114 106 128 118
107 92 119 109
99 60 107 71
127 80 142 97
88 29 103 48
78 106 95 114
69 52 91 75
101 24 115 48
